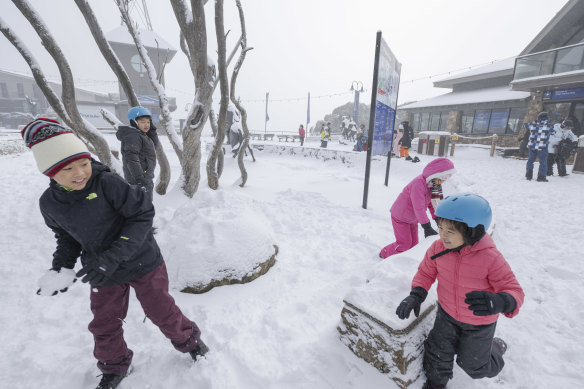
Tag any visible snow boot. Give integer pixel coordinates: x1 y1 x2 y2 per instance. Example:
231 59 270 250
422 380 447 389
525 170 533 181
412 156 420 163
536 175 548 182
189 339 210 362
95 373 126 389
405 156 413 161
492 337 507 355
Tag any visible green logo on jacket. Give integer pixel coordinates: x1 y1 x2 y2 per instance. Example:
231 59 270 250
86 193 98 200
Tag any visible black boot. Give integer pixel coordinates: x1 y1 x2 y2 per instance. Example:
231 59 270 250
422 380 447 389
525 170 533 180
189 339 210 362
536 175 548 182
405 156 413 161
96 373 127 389
492 337 507 356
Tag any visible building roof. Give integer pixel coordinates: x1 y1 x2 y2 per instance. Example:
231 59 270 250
400 85 530 110
106 25 176 53
432 57 516 89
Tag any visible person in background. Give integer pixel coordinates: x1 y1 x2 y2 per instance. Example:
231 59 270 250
395 193 524 389
22 119 209 389
116 106 159 201
393 125 404 157
399 121 414 161
525 111 551 182
547 119 578 177
298 124 306 146
320 123 328 148
379 158 455 259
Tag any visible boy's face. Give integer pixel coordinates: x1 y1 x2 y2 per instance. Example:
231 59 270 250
438 220 465 249
52 158 92 190
136 116 151 133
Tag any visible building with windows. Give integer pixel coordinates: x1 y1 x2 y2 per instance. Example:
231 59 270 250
0 26 177 130
398 0 584 147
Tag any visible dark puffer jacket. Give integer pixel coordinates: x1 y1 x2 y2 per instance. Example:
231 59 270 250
116 125 158 189
39 160 163 286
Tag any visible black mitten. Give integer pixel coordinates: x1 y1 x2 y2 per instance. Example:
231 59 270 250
76 251 120 285
421 222 438 238
465 291 516 316
396 287 428 319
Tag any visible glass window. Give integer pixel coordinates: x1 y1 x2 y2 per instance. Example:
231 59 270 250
420 112 430 132
430 112 441 131
461 110 474 134
439 111 450 131
571 103 584 137
17 83 25 98
553 44 584 74
472 110 491 133
507 107 527 135
543 102 571 124
412 112 420 132
488 109 510 134
0 83 8 98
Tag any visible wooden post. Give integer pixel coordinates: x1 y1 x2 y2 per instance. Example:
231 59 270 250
490 134 499 157
450 135 458 156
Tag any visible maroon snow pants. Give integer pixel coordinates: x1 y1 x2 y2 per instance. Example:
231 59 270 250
88 261 201 375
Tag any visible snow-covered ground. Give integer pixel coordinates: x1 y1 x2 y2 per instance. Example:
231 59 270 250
1 134 583 389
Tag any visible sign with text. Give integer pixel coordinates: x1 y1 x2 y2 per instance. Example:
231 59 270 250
371 38 402 156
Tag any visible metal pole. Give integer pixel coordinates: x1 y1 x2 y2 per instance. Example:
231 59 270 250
363 31 382 209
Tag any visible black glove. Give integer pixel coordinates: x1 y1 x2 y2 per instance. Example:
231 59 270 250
396 287 428 319
422 222 438 238
76 252 120 285
465 291 515 316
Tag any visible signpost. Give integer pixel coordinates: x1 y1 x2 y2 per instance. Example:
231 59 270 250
362 31 402 209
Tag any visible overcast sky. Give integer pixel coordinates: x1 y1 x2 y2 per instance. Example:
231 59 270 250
0 0 569 133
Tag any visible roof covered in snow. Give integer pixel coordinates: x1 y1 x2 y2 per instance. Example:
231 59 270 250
433 57 516 88
400 85 530 110
106 25 176 53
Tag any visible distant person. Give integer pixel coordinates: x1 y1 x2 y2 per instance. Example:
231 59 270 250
116 106 159 201
525 111 551 182
548 119 578 177
393 125 404 157
298 124 306 146
399 121 414 161
379 158 455 259
517 125 530 158
320 123 328 148
348 120 357 141
21 119 209 389
395 193 524 389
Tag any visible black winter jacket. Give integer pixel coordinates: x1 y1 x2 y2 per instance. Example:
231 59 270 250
39 161 163 286
399 125 414 148
116 125 158 189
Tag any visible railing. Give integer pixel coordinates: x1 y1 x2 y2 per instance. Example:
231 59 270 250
513 41 584 81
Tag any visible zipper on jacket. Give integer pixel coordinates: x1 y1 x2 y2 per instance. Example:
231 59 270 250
454 252 462 319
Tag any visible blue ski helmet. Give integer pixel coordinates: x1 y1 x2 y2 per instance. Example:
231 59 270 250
435 193 492 230
128 106 152 122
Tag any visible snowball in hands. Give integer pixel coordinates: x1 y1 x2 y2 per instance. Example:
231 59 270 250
37 268 77 296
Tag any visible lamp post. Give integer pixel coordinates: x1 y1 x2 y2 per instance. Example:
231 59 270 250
350 81 364 125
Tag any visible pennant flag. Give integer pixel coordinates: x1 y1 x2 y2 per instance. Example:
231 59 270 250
306 92 311 126
265 92 270 122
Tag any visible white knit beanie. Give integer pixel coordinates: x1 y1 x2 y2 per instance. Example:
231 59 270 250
21 118 90 177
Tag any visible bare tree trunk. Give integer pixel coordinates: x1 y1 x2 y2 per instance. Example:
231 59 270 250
11 0 114 168
230 0 253 187
208 109 224 178
207 0 229 190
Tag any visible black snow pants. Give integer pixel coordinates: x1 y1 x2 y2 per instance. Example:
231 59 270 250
423 304 505 385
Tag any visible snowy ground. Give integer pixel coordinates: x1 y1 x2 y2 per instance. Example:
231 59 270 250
1 134 583 389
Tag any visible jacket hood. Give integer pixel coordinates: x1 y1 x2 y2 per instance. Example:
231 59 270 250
116 125 141 141
423 158 456 183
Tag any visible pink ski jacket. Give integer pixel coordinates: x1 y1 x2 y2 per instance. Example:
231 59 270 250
412 234 525 325
390 158 455 225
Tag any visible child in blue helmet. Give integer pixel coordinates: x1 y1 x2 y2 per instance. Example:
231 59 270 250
395 193 524 389
116 106 160 200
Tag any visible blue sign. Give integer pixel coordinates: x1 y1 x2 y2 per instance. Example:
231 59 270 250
545 88 584 100
372 101 396 155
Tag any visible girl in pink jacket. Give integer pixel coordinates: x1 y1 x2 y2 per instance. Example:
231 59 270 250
379 158 455 259
395 193 525 389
